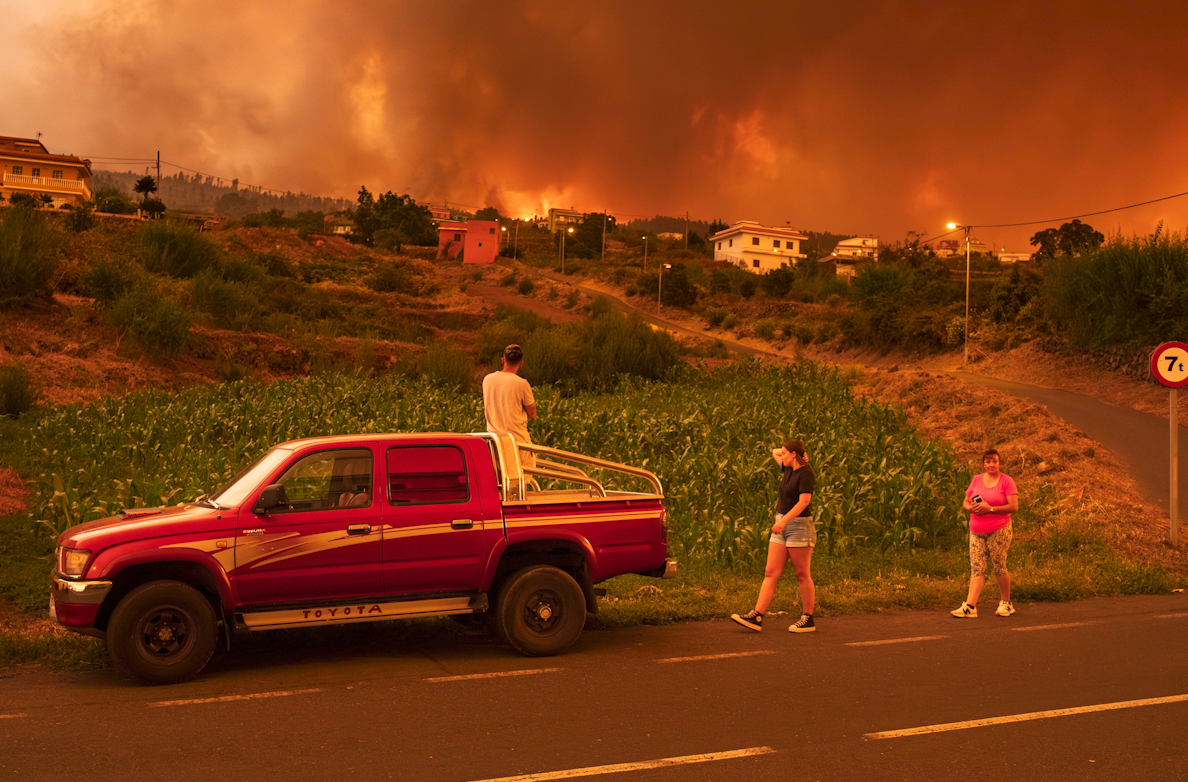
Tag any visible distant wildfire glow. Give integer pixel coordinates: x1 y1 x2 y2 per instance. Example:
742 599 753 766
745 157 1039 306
5 0 1188 248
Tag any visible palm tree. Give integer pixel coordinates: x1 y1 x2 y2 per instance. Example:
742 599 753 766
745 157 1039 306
133 175 158 203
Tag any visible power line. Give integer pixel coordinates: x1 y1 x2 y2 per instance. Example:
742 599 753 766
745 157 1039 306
971 186 1188 229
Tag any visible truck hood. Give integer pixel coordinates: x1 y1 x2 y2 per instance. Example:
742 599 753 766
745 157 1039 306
58 504 230 551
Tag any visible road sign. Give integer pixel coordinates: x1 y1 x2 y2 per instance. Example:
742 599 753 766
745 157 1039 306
1150 341 1188 388
1151 342 1185 547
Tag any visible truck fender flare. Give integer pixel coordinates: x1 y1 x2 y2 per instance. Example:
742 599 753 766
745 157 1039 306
99 549 236 609
504 528 600 579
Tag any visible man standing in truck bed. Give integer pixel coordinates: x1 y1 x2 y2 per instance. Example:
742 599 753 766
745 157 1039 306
483 344 537 468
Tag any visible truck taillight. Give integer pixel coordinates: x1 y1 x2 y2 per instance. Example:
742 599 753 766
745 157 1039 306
660 510 667 545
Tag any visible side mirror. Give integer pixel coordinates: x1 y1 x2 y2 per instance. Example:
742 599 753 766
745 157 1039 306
255 484 290 514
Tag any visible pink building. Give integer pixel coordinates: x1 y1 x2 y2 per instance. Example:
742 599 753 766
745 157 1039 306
437 220 499 264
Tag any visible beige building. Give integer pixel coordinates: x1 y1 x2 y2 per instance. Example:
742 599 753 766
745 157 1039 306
709 220 808 273
832 236 878 259
0 136 92 207
546 207 584 233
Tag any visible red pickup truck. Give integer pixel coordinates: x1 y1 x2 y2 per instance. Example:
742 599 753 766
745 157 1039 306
50 432 675 685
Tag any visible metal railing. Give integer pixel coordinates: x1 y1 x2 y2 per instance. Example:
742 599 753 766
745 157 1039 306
2 174 84 190
475 433 663 502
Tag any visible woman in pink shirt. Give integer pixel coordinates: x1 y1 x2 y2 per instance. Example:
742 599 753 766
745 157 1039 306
952 449 1019 619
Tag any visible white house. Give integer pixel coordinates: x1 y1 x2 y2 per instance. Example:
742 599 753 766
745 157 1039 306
832 236 878 259
709 220 807 273
997 252 1032 264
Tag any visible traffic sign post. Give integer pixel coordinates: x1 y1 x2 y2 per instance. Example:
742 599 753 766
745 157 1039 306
1150 341 1188 547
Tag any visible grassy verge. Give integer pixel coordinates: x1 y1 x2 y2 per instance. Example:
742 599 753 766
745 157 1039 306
591 535 1182 628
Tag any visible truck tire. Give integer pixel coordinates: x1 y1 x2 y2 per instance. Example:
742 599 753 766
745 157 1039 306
107 580 218 686
495 566 586 656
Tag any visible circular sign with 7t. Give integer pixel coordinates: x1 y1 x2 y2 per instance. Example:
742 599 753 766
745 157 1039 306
1151 342 1188 388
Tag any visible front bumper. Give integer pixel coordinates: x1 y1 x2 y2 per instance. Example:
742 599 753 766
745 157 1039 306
49 575 113 636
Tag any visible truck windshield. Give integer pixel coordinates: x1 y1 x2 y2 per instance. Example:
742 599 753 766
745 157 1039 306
209 447 292 508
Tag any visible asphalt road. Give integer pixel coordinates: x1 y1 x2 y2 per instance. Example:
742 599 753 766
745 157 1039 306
950 372 1185 515
3 595 1186 782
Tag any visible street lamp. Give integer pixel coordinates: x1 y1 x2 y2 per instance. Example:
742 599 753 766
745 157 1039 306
947 221 973 367
659 263 672 310
562 227 574 273
642 236 648 270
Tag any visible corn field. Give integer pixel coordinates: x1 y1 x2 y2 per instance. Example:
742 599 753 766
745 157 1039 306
26 361 970 569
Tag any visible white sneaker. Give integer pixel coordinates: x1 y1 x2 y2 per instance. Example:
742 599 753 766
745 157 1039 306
950 602 977 618
995 601 1015 617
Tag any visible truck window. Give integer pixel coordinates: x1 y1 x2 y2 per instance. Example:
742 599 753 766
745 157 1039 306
272 448 373 511
387 445 469 505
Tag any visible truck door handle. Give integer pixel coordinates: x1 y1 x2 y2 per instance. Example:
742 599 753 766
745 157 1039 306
451 519 473 529
347 524 371 535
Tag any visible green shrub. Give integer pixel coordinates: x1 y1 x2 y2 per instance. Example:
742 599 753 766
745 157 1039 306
500 271 517 287
564 290 579 308
517 277 536 296
703 306 728 327
64 202 96 234
853 262 914 306
368 261 418 294
109 285 191 355
721 313 738 330
253 250 294 278
0 206 57 303
814 321 839 343
792 323 814 344
81 257 139 303
215 356 252 383
93 187 138 215
0 363 37 417
190 270 261 330
139 221 220 278
752 318 777 340
419 340 475 388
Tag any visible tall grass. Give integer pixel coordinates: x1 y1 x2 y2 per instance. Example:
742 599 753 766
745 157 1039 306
26 363 969 567
1044 233 1188 348
139 220 221 278
0 205 57 303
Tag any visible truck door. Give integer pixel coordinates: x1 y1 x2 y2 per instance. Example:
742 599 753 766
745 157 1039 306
382 443 486 594
234 446 384 605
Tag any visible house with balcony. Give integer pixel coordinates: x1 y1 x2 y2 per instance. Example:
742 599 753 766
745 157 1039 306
0 136 92 207
546 207 584 233
709 220 807 273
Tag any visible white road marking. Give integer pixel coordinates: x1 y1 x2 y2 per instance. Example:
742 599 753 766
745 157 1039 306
1155 612 1188 619
866 693 1188 739
0 713 28 719
425 668 561 683
465 747 777 781
657 650 777 663
846 634 949 647
149 688 322 707
1012 620 1099 632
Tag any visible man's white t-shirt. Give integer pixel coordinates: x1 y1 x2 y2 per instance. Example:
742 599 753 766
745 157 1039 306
482 370 535 444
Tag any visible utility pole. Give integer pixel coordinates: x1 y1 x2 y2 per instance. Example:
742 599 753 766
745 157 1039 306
601 213 607 263
685 211 689 250
157 151 161 204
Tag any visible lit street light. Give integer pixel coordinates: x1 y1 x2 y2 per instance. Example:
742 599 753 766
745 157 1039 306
501 225 507 251
946 221 973 367
658 262 672 310
562 227 574 274
642 236 649 271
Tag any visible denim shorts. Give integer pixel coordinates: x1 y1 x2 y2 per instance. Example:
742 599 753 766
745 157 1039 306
770 512 816 548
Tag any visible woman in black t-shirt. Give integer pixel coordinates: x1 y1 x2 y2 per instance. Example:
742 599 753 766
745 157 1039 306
731 438 818 634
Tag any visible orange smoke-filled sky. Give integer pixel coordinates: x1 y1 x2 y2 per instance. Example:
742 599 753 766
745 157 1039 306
4 0 1188 250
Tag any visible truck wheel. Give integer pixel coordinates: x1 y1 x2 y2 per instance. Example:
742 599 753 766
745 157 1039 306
107 580 217 686
495 566 586 656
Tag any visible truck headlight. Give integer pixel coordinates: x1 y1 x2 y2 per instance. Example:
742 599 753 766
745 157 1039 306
59 547 91 578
